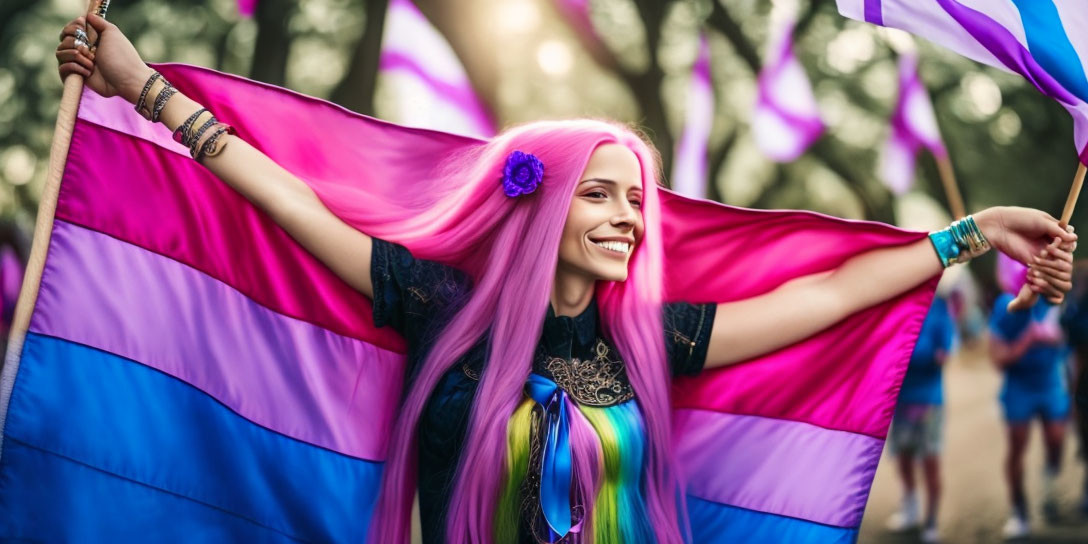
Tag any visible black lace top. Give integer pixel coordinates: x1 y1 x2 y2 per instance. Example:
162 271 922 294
370 238 715 543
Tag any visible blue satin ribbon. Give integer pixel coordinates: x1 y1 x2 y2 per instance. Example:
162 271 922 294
526 373 573 538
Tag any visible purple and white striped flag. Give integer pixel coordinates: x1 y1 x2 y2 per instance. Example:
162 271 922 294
752 14 825 162
378 0 496 138
671 35 714 199
838 0 1088 165
881 52 947 194
553 0 598 45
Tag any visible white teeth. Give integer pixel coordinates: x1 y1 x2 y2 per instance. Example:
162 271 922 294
593 240 630 254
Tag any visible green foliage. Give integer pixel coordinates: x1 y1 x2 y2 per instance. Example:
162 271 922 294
1 0 1082 231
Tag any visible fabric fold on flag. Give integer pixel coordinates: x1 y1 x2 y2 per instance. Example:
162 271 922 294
881 52 947 194
837 0 1088 164
0 62 937 542
752 14 825 162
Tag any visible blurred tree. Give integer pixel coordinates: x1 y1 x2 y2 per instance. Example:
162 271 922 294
0 0 1083 235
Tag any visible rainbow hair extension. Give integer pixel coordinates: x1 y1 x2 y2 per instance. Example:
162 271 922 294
496 398 536 542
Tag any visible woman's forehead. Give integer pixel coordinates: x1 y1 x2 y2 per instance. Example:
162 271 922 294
580 144 642 190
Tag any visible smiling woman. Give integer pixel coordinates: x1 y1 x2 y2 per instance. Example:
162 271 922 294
44 12 1082 544
555 144 646 311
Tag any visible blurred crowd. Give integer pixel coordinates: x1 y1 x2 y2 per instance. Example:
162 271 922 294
883 255 1088 543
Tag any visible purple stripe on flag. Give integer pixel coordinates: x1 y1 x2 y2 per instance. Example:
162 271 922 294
864 0 884 25
937 0 1080 106
673 409 882 528
378 52 495 135
30 220 405 462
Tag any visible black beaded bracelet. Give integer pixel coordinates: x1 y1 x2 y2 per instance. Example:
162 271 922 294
173 108 208 145
188 117 219 159
195 124 235 162
135 71 162 119
150 84 177 123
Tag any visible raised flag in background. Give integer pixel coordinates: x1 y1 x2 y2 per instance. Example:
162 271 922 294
671 34 714 199
236 0 256 18
0 63 936 542
378 0 495 138
752 8 825 162
837 0 1088 164
881 51 948 194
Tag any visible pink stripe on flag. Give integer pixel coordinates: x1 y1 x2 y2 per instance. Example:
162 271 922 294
673 409 882 528
661 195 937 437
59 116 403 353
31 221 404 461
237 0 257 17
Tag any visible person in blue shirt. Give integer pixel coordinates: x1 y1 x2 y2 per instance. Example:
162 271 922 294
990 253 1071 539
1060 262 1088 515
886 295 957 543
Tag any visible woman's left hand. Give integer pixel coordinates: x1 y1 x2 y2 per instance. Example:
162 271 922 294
974 206 1077 304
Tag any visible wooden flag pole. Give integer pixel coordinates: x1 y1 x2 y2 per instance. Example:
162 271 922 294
0 1 109 450
935 153 966 220
1060 162 1086 226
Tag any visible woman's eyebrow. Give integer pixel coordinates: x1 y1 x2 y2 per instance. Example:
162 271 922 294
579 177 616 186
579 178 642 193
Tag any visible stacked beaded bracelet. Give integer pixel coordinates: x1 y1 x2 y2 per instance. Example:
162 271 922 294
134 71 162 119
196 124 236 160
928 215 991 268
179 113 235 161
137 72 234 161
135 70 177 122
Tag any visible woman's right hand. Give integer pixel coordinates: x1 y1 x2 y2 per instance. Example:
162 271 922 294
56 13 154 105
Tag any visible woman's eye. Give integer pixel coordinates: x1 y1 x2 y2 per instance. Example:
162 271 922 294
586 191 607 199
630 200 642 208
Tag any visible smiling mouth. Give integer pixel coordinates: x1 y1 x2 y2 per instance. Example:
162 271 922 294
590 239 631 256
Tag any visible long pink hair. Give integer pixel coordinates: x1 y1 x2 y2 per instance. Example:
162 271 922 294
345 120 683 543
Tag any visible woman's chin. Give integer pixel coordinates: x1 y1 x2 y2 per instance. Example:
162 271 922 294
596 267 629 283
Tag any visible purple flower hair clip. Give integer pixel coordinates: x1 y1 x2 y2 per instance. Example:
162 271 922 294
502 150 544 198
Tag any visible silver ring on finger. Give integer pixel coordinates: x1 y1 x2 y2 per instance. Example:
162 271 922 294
74 28 89 43
74 37 88 49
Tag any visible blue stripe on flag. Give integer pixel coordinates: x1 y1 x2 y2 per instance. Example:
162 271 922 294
0 440 302 543
0 333 382 543
687 495 859 543
1012 0 1088 102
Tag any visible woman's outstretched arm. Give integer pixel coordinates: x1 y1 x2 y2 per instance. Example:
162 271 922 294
704 207 1077 368
58 14 376 298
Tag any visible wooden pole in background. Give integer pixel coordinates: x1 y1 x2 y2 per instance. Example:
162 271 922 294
935 154 966 220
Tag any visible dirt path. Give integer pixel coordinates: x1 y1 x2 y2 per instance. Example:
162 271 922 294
859 343 1088 543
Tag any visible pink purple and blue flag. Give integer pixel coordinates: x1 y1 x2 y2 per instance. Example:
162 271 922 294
378 0 495 138
881 52 948 194
838 0 1088 165
236 0 256 18
671 35 714 199
752 13 825 162
0 62 936 542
